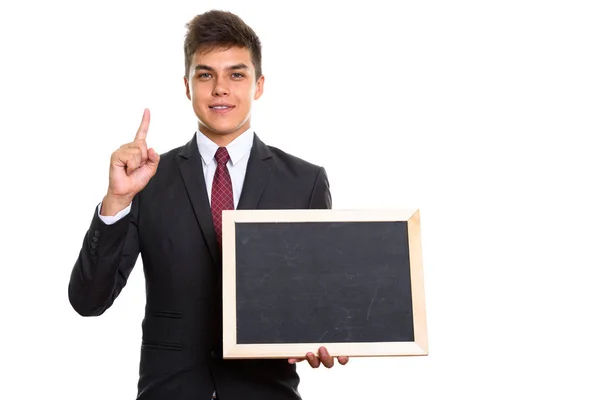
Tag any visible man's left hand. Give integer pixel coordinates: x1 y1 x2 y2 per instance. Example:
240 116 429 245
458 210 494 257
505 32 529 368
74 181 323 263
288 346 350 368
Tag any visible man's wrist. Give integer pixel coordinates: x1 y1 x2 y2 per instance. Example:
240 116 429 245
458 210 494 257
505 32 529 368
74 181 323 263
100 193 133 216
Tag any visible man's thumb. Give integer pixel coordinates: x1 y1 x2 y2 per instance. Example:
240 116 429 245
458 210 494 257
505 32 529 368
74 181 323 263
147 148 160 166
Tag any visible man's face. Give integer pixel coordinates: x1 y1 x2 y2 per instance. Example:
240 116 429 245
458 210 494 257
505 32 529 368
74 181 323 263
185 46 264 143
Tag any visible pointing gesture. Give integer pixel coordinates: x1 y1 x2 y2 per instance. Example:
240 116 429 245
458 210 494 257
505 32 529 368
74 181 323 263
101 109 160 216
135 108 150 140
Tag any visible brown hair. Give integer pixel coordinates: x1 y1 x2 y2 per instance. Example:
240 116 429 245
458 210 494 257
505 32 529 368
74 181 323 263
184 10 262 81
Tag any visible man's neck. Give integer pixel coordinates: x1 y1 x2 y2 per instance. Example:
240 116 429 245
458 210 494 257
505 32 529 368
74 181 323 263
199 125 249 147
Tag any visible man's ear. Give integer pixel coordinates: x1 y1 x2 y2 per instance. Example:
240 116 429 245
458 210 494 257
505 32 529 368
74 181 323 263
184 76 191 100
254 75 265 100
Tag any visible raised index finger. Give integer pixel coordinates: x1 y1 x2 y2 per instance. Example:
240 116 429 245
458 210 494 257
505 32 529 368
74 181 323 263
135 108 150 141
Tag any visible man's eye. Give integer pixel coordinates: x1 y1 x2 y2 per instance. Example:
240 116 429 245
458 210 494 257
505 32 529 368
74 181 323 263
232 73 244 79
198 73 211 79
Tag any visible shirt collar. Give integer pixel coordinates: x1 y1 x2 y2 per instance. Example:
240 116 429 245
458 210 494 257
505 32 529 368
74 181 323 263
196 127 254 166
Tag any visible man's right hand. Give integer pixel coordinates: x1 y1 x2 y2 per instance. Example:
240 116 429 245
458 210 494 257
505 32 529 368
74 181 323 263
100 108 160 216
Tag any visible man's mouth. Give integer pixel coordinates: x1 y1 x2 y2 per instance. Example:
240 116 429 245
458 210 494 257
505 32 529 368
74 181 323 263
210 104 235 111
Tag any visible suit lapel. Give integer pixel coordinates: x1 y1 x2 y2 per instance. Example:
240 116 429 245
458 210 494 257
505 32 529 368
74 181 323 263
177 134 220 266
177 132 273 268
237 133 273 210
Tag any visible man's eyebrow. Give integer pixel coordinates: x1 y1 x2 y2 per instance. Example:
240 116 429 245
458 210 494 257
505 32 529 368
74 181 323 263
193 63 250 72
228 63 249 70
194 64 215 72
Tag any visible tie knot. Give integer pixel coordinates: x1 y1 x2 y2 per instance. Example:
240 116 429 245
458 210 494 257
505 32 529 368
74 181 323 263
215 147 230 166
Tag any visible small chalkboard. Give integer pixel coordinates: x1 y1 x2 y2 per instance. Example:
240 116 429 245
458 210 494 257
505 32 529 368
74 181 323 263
221 209 427 359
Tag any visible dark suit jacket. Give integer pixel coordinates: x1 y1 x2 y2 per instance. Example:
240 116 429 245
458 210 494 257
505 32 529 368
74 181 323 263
68 133 332 400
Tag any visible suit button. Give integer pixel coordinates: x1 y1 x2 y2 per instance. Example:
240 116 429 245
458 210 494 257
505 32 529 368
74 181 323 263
92 236 99 243
94 230 101 237
91 242 98 249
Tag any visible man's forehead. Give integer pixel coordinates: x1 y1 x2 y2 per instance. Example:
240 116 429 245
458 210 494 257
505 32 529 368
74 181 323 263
192 45 253 65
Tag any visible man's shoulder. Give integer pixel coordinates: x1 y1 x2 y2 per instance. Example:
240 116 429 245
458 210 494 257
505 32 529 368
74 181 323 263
266 144 323 175
154 140 191 168
144 142 190 185
159 142 187 159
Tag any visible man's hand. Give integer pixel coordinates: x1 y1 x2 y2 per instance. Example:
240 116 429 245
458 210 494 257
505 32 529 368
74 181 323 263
101 108 160 216
288 346 350 368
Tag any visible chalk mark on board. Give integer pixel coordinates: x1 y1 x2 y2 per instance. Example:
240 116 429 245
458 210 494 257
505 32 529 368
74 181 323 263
317 330 329 342
366 264 390 321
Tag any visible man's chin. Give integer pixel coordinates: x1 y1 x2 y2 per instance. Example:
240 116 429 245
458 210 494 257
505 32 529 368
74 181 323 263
199 120 248 134
198 123 247 138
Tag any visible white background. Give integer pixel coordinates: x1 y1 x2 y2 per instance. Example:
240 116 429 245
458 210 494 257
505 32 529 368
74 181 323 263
1 1 599 399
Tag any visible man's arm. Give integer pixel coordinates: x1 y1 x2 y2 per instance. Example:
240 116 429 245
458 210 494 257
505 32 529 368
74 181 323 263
308 166 332 210
68 200 139 316
68 108 159 316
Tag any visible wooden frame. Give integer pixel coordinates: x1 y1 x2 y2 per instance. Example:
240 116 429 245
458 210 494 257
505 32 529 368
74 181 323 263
221 209 428 358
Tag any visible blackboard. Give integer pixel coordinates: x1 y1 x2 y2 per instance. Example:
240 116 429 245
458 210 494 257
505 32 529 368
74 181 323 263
221 209 427 359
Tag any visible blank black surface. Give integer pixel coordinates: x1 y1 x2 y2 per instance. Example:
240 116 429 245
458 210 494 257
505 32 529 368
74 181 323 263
235 221 414 344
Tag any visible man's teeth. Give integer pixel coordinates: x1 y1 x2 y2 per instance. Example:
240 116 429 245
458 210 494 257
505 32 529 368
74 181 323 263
212 106 230 109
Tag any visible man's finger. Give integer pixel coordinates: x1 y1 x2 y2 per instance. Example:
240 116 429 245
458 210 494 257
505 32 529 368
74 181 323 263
306 352 320 368
147 148 160 166
123 148 144 169
125 155 141 175
130 140 148 163
337 356 350 365
134 108 151 141
319 347 334 368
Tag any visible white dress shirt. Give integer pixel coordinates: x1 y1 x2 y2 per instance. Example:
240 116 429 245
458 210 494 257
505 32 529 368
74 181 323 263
98 127 254 224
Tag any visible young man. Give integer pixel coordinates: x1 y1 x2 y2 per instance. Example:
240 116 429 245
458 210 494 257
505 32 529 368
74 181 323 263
68 10 348 400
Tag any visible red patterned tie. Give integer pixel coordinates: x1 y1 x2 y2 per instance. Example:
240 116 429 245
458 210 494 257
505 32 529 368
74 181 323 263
211 147 234 247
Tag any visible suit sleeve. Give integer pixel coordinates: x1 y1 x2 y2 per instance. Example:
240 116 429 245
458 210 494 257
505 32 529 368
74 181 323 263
68 196 140 316
308 166 332 210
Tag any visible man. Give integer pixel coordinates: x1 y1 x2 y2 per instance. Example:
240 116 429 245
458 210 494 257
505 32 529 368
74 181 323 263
68 9 348 400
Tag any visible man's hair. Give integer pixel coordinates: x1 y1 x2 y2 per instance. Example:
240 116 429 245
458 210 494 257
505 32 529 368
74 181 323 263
184 10 262 81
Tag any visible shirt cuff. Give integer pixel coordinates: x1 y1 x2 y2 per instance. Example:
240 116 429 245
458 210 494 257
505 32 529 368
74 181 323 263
97 201 132 225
